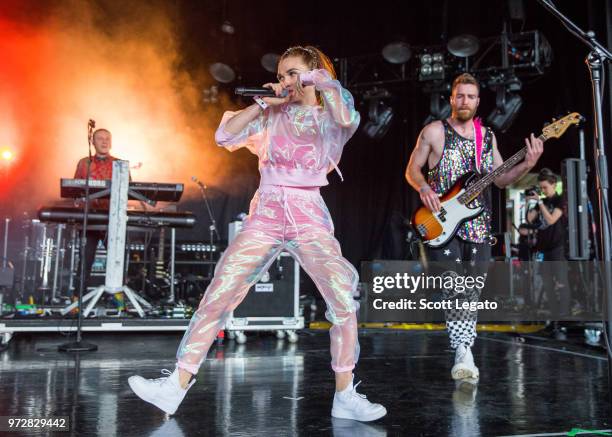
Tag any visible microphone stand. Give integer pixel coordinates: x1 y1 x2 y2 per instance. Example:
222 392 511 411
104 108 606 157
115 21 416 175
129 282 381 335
194 179 220 261
58 120 98 352
536 0 612 402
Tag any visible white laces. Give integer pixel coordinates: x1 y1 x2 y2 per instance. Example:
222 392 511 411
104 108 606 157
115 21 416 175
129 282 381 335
351 380 367 399
152 368 172 383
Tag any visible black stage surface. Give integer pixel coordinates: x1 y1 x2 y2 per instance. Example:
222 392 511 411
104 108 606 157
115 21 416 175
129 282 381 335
0 329 610 436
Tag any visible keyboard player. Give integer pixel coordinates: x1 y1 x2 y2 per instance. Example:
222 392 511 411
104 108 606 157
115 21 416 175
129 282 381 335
73 128 129 302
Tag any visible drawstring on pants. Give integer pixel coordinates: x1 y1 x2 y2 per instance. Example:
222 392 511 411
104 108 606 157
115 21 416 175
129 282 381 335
280 187 300 241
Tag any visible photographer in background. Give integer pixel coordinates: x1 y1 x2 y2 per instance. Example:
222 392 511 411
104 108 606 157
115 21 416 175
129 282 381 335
526 168 570 336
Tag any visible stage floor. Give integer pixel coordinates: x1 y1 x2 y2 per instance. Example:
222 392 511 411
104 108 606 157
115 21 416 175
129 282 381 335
0 329 610 436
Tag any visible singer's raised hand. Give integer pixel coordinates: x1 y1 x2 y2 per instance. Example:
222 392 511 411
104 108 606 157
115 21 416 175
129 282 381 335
261 82 290 106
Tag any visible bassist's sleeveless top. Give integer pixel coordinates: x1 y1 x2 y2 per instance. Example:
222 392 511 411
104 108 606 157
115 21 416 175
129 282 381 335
427 119 495 243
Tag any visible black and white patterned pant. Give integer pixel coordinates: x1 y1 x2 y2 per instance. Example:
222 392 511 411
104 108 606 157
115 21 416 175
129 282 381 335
426 237 491 350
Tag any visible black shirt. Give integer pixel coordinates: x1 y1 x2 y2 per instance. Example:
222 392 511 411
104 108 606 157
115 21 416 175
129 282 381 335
535 194 566 252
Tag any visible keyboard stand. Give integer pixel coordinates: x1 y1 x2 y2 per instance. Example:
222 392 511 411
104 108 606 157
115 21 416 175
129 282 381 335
61 161 151 317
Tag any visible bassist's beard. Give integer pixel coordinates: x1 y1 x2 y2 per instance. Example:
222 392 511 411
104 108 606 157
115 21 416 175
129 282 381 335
452 107 477 122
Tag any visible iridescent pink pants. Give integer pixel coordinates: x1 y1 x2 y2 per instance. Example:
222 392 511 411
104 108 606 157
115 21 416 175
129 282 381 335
176 185 359 374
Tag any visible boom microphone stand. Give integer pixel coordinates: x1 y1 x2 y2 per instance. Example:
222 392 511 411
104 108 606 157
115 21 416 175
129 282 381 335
536 0 612 401
192 176 220 255
58 119 98 352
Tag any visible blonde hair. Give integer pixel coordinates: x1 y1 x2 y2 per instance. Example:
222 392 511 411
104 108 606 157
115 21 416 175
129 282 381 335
451 73 480 95
280 45 336 79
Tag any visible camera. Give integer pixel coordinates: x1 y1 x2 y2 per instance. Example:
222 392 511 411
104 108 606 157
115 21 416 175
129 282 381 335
525 186 541 197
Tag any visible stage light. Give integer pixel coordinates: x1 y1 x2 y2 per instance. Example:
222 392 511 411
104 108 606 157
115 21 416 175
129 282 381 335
261 53 280 73
209 62 236 83
1 149 14 162
420 53 432 65
381 41 411 64
447 34 480 58
221 20 235 35
487 88 523 132
363 93 394 140
432 52 444 63
202 85 219 104
420 64 432 76
423 92 451 126
418 52 445 81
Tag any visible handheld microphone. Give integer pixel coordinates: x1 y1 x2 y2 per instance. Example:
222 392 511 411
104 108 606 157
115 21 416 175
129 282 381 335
235 87 288 98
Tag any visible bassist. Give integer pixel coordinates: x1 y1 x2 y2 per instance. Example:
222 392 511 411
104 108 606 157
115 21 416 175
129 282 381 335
405 73 543 384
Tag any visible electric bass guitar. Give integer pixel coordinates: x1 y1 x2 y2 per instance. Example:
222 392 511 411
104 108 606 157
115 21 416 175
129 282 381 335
411 112 583 248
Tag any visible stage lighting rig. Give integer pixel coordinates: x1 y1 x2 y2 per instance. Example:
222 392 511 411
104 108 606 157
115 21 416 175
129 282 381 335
418 51 447 82
484 74 523 132
362 89 394 140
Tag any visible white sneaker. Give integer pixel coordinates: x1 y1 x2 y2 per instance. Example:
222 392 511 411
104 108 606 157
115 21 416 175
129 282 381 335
331 377 387 422
128 367 195 415
451 344 479 381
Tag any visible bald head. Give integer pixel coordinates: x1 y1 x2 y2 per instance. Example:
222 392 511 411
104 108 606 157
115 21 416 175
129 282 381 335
92 129 112 156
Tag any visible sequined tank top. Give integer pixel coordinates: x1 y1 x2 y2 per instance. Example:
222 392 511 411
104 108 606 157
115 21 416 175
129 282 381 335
427 119 495 243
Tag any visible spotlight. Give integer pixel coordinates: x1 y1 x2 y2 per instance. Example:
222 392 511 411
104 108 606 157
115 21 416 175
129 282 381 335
420 64 432 76
487 88 523 132
260 53 280 73
418 51 445 81
423 92 451 126
381 41 411 64
221 20 235 35
447 34 480 58
209 62 236 83
432 52 444 63
203 85 219 104
1 149 14 162
363 97 394 140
